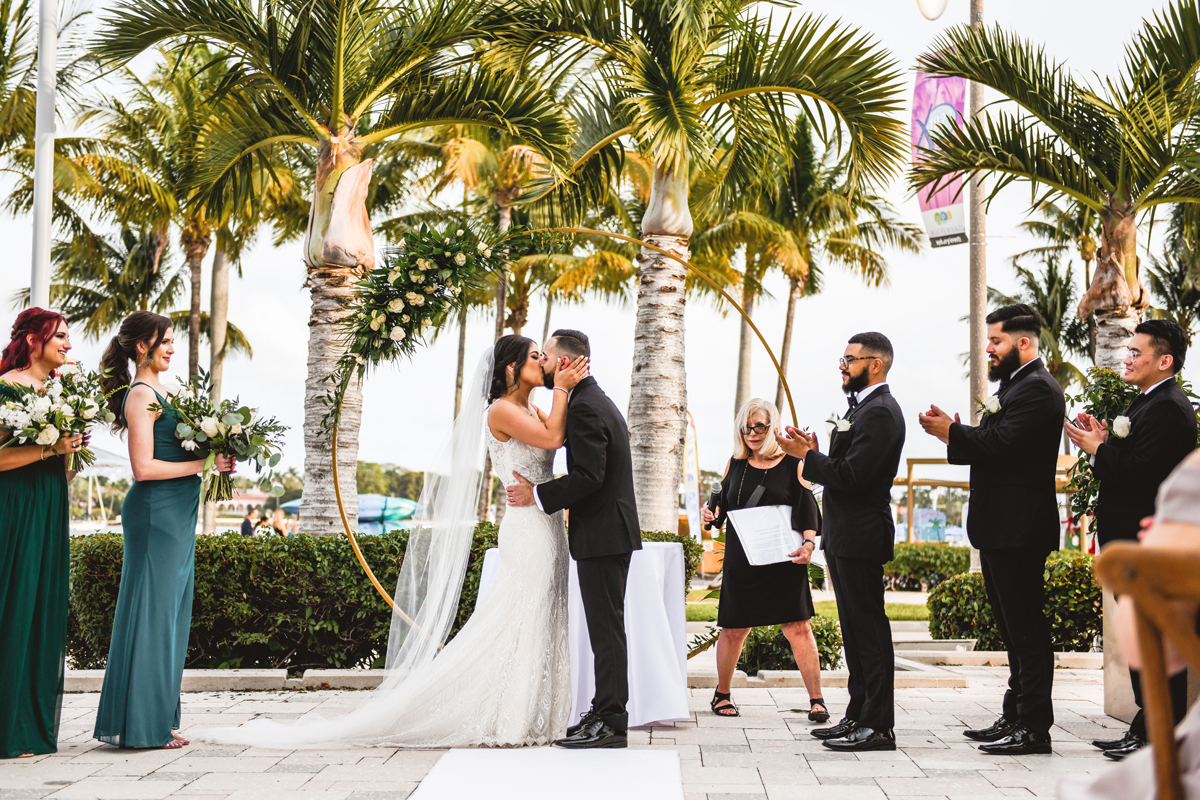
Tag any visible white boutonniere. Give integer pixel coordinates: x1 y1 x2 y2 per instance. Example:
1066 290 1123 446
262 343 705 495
1111 415 1132 438
975 395 1001 418
824 413 852 437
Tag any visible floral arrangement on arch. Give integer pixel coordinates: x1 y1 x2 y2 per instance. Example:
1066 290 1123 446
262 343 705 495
322 223 538 432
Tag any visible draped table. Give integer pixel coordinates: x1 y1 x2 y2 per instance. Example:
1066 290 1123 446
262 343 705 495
476 541 690 728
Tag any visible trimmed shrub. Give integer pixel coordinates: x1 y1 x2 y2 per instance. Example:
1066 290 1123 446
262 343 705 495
737 616 844 673
883 543 970 591
68 526 700 671
927 550 1101 652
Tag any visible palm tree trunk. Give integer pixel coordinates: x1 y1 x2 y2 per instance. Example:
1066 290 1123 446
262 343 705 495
630 158 693 532
201 244 231 537
299 132 374 535
454 307 467 418
181 221 212 381
734 253 757 414
542 294 553 343
480 197 517 521
775 274 802 414
1077 202 1141 369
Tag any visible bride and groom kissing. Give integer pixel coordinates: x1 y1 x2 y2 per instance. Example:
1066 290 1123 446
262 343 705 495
195 329 642 751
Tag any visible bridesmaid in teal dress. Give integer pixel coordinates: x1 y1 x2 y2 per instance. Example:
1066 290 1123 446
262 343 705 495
93 312 234 749
0 309 85 758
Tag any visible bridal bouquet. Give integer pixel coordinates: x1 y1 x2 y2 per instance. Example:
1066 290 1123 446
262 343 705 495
150 370 289 502
0 363 117 471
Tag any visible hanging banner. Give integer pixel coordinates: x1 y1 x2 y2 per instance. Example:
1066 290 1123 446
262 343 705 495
912 70 968 248
682 412 702 544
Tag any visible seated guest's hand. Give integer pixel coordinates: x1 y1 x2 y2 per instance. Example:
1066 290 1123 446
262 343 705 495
917 405 957 444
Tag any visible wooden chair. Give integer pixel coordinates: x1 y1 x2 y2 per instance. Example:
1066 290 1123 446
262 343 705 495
1095 543 1200 800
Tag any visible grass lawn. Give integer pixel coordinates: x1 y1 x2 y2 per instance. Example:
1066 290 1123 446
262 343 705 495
685 601 929 623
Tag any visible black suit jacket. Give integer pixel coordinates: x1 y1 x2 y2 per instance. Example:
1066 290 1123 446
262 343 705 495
947 358 1065 552
1094 378 1196 546
803 385 906 564
536 377 642 560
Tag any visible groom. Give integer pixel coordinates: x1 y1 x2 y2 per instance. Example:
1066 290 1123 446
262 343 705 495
506 329 642 749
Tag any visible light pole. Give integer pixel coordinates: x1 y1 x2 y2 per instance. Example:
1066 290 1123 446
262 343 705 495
30 0 57 310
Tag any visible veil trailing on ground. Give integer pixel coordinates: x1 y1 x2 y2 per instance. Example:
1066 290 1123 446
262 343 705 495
383 347 493 677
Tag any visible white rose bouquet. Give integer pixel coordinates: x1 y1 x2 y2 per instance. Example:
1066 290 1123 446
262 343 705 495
149 369 289 502
0 363 117 471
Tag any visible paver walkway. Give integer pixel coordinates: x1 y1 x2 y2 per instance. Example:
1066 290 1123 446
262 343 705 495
1 666 1119 800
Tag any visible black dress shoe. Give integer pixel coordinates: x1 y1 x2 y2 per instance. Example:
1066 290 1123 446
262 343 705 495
566 710 599 738
1102 736 1146 761
554 719 627 749
978 725 1052 755
822 727 896 752
811 718 859 740
964 716 1018 743
1092 729 1140 751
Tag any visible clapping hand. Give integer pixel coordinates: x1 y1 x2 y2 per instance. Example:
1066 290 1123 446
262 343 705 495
918 405 958 444
774 426 818 459
1064 413 1108 455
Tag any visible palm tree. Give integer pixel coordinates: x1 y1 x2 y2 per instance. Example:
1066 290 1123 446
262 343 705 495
93 0 572 534
1146 251 1200 343
492 2 907 528
913 3 1200 368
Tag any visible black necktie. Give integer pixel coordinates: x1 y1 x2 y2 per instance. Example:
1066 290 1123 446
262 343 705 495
847 395 859 411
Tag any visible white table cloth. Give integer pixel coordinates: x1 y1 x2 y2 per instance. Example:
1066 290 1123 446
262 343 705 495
476 541 689 727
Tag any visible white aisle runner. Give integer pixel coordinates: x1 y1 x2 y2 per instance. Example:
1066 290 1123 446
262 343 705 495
410 748 683 800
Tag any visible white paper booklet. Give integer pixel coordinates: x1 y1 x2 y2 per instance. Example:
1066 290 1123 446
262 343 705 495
726 505 804 566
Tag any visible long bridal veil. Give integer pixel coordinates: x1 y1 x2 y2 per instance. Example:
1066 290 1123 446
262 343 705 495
383 347 493 678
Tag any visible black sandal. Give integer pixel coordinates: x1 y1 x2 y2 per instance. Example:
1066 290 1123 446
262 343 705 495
808 698 829 723
711 691 740 717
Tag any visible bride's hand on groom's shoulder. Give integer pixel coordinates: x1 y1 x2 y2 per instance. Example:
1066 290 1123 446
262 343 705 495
553 356 590 391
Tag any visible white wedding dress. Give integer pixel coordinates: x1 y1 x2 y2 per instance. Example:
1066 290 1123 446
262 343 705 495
194 419 573 749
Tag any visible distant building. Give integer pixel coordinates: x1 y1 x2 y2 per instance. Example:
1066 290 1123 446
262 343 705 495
218 489 271 517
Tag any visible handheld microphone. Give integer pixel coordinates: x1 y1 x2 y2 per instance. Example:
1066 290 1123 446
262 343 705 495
703 480 722 530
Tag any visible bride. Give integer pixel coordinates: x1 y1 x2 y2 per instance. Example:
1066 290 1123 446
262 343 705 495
195 335 590 748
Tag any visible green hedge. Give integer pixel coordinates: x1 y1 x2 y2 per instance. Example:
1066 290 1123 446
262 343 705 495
883 543 970 591
69 525 700 671
737 616 844 673
927 550 1101 652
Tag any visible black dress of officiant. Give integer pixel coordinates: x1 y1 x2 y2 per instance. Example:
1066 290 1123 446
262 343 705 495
714 455 818 627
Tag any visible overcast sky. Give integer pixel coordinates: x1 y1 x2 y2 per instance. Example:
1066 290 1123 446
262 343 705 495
0 0 1185 486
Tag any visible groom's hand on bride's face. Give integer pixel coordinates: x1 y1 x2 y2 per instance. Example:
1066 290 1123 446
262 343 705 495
506 471 536 507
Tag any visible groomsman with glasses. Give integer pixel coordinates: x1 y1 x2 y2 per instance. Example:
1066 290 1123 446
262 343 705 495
777 332 906 752
919 304 1065 755
1064 319 1196 761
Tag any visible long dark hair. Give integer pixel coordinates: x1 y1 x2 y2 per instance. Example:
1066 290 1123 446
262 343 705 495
488 334 536 403
100 311 172 430
0 308 67 375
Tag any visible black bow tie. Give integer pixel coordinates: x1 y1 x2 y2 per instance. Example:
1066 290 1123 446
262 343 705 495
847 395 859 410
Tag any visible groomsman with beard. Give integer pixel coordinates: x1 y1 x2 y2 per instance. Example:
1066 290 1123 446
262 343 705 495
1064 319 1196 761
777 332 906 751
919 304 1065 755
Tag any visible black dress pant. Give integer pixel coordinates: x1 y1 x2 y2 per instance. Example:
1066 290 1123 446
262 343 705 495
827 555 894 730
1129 667 1188 738
576 552 632 732
979 548 1055 734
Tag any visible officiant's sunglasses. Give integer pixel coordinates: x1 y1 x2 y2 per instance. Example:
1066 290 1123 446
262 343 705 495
741 423 771 435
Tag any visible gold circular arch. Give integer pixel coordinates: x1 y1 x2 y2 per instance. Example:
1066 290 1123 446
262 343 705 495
332 227 800 613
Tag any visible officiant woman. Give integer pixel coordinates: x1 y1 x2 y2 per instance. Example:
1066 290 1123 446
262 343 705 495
701 398 825 721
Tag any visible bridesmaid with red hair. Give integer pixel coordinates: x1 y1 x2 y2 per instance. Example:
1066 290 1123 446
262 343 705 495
0 309 85 758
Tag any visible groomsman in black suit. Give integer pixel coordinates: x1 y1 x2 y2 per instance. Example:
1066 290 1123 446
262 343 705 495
777 332 906 752
1065 319 1196 761
919 304 1065 756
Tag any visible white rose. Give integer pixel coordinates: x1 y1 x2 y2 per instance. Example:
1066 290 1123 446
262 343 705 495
182 439 198 451
355 355 367 365
217 422 229 436
1112 415 1132 438
81 402 98 420
60 405 75 418
390 326 406 342
454 253 467 266
484 249 492 258
406 292 421 303
424 285 435 294
410 271 424 283
388 270 400 284
835 418 851 432
370 318 381 331
477 242 487 252
388 298 405 313
401 315 410 323
444 251 451 257
231 424 243 435
199 417 220 437
456 229 464 236
59 363 79 376
36 425 58 446
31 396 51 420
412 295 425 306
981 396 1001 414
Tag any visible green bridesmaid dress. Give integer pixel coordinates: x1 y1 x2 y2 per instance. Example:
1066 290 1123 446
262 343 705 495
94 382 200 747
0 383 69 758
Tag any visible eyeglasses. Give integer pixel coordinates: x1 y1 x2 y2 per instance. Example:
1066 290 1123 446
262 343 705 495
839 355 880 369
741 423 770 436
1125 348 1167 360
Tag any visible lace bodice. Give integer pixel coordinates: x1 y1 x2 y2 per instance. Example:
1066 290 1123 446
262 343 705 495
486 412 556 486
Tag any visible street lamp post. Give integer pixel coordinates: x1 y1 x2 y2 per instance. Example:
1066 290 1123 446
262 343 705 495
30 0 57 310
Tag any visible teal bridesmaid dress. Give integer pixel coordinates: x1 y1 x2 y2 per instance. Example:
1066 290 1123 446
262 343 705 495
0 382 69 757
94 382 201 747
